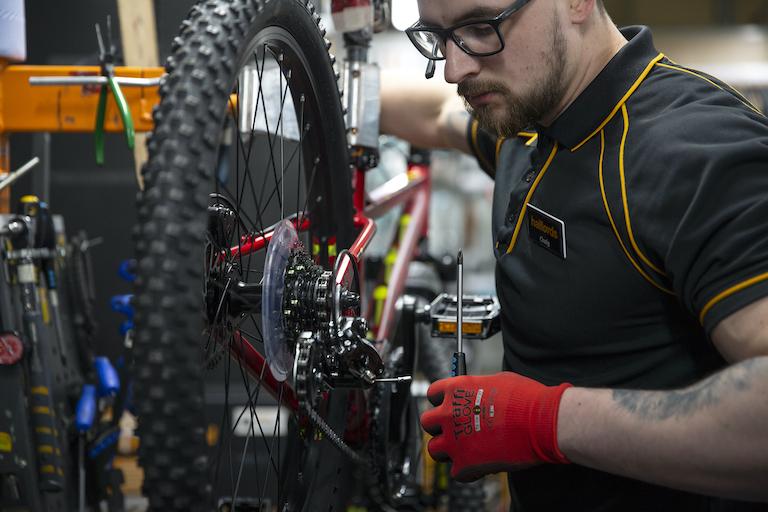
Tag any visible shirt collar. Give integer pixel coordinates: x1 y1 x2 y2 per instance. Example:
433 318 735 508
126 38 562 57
538 26 663 151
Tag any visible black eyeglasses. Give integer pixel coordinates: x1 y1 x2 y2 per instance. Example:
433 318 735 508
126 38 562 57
406 0 532 78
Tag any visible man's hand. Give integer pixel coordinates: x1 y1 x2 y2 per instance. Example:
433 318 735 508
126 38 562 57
420 372 572 481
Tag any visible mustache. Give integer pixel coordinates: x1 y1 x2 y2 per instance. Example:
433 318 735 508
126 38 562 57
457 80 509 99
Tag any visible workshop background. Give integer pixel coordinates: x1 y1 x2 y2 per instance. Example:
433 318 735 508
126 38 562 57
3 0 768 510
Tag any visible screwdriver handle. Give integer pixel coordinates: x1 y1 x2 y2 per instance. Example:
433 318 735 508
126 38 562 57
451 352 466 377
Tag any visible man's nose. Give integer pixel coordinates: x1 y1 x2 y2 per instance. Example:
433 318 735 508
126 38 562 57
443 39 481 84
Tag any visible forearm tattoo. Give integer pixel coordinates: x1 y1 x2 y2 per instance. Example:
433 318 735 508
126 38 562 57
612 358 766 421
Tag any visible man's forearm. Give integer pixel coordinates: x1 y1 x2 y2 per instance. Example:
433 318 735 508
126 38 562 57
380 70 470 152
557 357 768 501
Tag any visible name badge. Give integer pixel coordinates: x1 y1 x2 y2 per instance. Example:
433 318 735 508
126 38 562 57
527 203 566 259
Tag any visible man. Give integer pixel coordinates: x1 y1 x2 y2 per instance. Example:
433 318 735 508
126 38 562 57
381 0 768 510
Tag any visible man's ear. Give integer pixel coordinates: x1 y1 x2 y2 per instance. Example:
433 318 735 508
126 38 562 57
568 0 599 24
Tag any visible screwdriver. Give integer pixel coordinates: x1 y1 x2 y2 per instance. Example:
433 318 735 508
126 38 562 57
451 250 467 377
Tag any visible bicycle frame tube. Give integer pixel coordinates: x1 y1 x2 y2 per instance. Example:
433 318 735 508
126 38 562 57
226 215 312 260
230 331 299 412
371 163 431 342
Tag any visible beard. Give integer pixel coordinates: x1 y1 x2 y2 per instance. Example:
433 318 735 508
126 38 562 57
457 18 567 137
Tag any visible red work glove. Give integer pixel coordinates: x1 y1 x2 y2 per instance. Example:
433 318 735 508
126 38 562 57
420 372 572 481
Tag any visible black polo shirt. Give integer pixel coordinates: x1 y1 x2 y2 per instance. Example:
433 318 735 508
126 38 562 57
469 26 768 511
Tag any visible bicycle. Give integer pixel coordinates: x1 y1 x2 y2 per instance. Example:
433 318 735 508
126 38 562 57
132 0 498 510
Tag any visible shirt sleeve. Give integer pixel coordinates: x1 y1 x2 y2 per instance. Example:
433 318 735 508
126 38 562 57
631 104 768 335
466 117 502 179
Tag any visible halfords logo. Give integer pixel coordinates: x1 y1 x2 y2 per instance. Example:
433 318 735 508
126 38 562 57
530 217 558 239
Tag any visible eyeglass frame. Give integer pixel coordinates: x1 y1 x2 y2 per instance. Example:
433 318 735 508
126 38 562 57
405 0 533 61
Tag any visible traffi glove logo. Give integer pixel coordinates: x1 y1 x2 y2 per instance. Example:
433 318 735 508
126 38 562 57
451 387 498 439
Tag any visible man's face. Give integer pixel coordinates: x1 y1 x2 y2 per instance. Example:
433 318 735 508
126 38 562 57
416 0 568 136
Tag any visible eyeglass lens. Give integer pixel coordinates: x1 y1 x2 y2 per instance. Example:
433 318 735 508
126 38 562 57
412 23 502 59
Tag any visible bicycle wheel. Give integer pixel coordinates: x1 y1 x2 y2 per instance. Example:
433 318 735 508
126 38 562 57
132 0 356 510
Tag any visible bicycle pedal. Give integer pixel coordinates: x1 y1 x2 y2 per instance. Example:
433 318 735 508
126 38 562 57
426 293 500 340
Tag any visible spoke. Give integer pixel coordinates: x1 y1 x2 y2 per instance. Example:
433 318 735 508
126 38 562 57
218 183 261 233
240 314 266 347
227 76 267 239
259 45 291 213
301 157 320 225
230 334 280 476
209 331 265 501
202 343 226 369
241 48 269 198
235 47 303 226
280 53 285 221
232 434 250 508
297 95 305 222
238 63 301 280
228 341 279 510
260 383 285 502
236 327 264 343
204 278 233 351
209 325 236 498
229 87 249 281
276 383 282 505
253 45 286 216
255 141 301 217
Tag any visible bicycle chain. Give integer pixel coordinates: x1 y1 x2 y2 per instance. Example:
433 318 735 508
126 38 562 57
367 362 398 512
294 336 369 467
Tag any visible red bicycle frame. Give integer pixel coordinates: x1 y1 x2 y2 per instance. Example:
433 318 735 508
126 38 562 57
230 160 431 413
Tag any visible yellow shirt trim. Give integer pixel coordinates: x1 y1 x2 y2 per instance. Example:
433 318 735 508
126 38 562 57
699 271 768 325
572 53 666 152
516 131 538 146
619 104 667 276
655 62 763 117
505 144 559 254
599 131 675 295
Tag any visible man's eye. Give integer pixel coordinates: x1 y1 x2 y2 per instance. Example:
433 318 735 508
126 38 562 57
462 24 496 39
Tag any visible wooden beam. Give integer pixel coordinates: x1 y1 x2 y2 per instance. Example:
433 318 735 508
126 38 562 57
117 0 159 190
